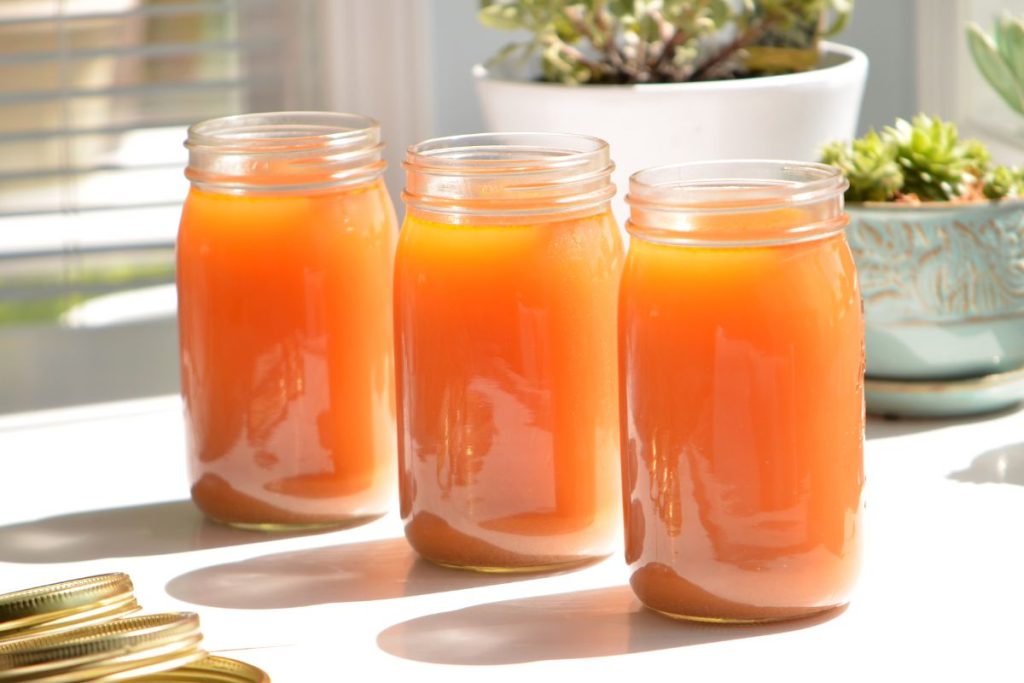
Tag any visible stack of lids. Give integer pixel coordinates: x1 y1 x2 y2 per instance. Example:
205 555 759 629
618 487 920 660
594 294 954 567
0 574 268 682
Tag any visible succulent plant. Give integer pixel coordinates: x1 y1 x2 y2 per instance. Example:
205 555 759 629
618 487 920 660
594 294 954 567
479 0 854 85
967 14 1024 116
820 131 903 203
821 115 1021 203
884 116 987 202
984 165 1024 200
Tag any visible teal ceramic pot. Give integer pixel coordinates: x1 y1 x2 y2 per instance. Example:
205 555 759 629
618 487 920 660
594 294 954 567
846 200 1024 381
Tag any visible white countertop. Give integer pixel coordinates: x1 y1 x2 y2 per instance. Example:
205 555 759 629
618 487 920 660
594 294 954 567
0 396 1022 681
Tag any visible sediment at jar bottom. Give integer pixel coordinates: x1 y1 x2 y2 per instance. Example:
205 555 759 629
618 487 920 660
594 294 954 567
404 512 610 573
191 473 389 530
629 562 849 623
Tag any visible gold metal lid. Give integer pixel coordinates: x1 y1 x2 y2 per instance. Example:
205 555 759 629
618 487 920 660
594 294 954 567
0 574 139 641
135 656 271 683
0 612 205 682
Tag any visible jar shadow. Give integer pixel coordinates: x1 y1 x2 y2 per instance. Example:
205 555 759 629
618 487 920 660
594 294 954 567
865 410 1016 440
377 585 845 664
866 415 934 440
165 537 559 609
948 442 1024 486
0 500 328 563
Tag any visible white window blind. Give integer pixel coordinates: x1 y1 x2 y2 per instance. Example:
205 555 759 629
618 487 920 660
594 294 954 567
0 0 324 414
0 0 322 217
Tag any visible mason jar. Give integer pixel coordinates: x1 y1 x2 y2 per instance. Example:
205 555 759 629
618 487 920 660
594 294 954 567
178 112 397 529
397 132 623 572
620 160 865 621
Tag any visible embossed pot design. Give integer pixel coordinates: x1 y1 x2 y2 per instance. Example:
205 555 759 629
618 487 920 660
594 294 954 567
846 200 1024 380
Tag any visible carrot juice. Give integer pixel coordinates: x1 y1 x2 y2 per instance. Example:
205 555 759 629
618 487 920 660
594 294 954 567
620 161 864 621
177 113 397 529
396 133 623 571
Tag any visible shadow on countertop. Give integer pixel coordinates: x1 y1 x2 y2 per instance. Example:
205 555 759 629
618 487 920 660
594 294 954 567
166 537 566 608
0 500 325 563
866 405 1021 441
948 442 1024 486
377 586 845 664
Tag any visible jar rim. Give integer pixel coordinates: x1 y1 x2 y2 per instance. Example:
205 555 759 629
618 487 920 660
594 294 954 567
186 111 379 153
628 160 847 213
626 160 849 246
184 111 386 193
406 132 609 173
403 132 615 222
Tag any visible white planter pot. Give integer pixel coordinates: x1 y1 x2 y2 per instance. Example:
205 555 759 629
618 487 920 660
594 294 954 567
474 42 868 219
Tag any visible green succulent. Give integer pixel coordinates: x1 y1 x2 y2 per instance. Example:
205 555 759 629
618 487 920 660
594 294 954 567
820 131 903 202
967 14 1024 116
984 165 1024 199
479 0 854 85
820 115 1019 202
884 115 984 201
745 0 853 73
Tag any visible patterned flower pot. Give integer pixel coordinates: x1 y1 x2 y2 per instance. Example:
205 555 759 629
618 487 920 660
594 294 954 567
846 201 1024 383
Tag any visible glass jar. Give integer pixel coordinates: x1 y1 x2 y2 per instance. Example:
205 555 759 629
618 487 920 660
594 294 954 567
178 112 398 530
620 161 865 622
397 133 623 572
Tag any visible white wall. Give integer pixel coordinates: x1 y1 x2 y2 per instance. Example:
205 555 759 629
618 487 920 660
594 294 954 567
843 0 919 133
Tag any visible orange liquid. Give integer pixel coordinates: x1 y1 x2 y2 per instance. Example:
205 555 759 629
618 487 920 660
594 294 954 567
177 179 398 528
395 209 624 570
619 230 864 621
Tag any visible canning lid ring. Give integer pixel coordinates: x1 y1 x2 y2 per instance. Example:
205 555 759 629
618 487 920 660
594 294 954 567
0 612 205 682
151 656 271 683
0 574 139 641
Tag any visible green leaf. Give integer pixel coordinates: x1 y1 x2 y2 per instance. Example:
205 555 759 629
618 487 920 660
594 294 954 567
821 0 853 38
479 3 525 31
484 41 527 69
963 138 991 171
983 165 1019 199
996 14 1024 88
708 0 732 27
967 22 1024 115
637 11 661 43
607 0 636 18
553 11 581 42
820 129 903 202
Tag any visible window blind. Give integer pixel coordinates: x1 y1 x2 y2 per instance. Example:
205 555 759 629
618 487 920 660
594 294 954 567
0 0 322 217
0 0 325 414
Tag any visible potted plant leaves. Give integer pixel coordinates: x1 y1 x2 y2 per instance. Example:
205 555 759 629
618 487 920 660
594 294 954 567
967 13 1024 119
473 0 867 216
821 115 1024 417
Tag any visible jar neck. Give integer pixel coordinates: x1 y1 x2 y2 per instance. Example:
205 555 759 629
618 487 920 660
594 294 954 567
402 133 615 224
185 112 386 195
626 161 849 246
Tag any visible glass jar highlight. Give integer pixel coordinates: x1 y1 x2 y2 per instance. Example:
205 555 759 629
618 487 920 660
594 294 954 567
178 112 398 530
397 133 623 572
620 161 865 622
